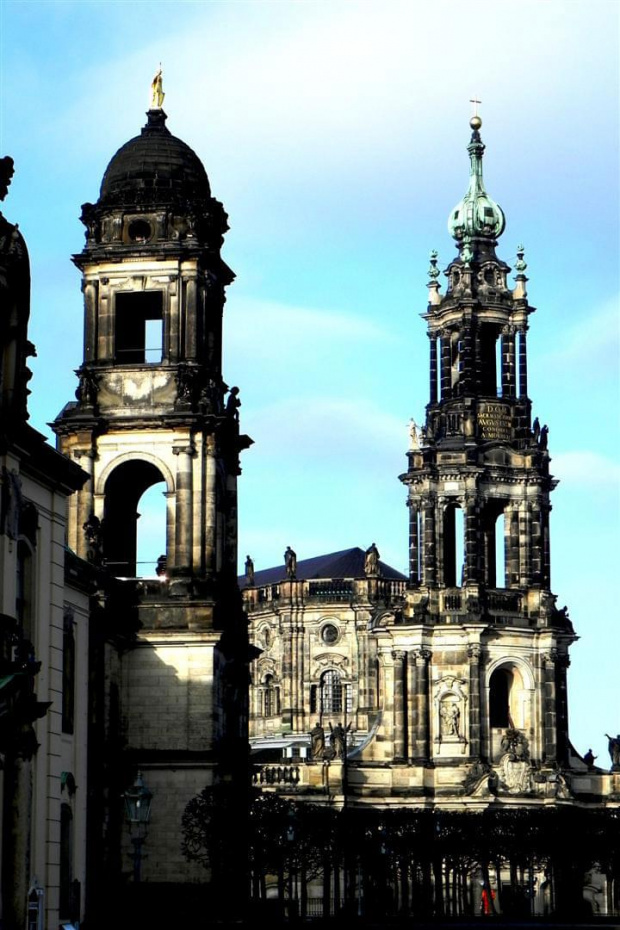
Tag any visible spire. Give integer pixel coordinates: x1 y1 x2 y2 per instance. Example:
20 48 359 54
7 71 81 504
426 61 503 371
448 111 506 253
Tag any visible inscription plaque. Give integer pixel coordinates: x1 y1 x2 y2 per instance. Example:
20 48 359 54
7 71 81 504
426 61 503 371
478 402 512 441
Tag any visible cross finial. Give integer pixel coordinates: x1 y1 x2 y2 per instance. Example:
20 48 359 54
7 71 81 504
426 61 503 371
470 96 481 118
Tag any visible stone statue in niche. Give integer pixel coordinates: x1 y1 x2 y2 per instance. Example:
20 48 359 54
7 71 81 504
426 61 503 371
440 700 460 737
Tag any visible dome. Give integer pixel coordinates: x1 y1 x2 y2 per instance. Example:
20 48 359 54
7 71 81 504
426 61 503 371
448 120 505 244
98 110 211 208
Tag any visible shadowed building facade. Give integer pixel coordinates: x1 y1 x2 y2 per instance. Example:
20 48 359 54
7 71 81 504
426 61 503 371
52 95 254 914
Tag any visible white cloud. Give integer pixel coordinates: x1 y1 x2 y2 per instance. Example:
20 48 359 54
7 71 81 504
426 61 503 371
552 451 620 488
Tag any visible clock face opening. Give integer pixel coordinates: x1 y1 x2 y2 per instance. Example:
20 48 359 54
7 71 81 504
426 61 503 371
127 219 153 243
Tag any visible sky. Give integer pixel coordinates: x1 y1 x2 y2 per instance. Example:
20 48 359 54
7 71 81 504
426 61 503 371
1 0 618 764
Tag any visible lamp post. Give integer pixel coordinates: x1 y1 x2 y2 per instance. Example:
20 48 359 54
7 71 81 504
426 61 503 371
122 771 153 882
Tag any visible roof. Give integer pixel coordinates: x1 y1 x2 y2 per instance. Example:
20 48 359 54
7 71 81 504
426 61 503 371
98 109 211 208
239 547 407 588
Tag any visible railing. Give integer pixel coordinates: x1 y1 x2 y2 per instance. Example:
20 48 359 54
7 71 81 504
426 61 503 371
487 589 522 613
308 580 354 601
253 765 301 786
246 577 407 612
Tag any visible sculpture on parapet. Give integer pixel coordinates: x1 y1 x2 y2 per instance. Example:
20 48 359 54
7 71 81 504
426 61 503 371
310 722 325 760
329 721 351 760
605 734 620 771
225 385 241 420
364 542 380 576
83 513 103 565
245 555 255 586
284 546 297 579
0 156 34 425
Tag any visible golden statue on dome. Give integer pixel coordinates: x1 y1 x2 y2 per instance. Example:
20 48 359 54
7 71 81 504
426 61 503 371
150 66 165 109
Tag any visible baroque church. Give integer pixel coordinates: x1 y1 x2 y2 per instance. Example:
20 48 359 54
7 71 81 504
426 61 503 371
1 72 619 928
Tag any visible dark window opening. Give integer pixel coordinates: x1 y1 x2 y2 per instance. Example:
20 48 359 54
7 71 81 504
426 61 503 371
16 540 34 641
103 460 166 578
490 668 512 727
480 502 507 588
62 613 76 734
263 675 279 717
443 504 464 587
115 292 163 364
478 324 500 396
59 804 73 918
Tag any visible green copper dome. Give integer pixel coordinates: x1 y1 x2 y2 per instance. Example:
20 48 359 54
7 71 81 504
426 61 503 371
448 117 505 246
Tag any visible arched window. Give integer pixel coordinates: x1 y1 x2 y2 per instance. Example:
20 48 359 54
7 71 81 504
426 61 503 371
480 502 507 588
263 675 279 717
489 668 512 728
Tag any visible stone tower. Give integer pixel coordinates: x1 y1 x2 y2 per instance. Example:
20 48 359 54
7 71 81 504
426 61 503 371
53 82 252 897
385 114 577 790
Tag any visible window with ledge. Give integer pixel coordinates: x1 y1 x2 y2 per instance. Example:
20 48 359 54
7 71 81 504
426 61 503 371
311 670 353 716
115 292 163 364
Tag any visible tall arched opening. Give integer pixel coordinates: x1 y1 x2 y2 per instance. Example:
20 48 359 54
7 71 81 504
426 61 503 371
103 459 167 577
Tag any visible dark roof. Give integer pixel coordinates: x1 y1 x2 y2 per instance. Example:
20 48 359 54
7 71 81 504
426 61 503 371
239 547 407 588
98 109 211 207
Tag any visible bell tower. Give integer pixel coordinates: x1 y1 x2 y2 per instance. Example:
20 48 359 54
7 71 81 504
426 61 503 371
382 115 577 788
53 77 252 894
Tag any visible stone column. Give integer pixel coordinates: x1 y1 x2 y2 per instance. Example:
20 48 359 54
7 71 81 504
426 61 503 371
542 650 558 762
184 277 198 361
429 335 438 405
422 499 436 587
203 433 217 576
501 325 516 397
407 650 416 764
507 504 520 587
555 653 570 764
463 496 479 584
467 645 482 759
172 439 195 573
440 330 451 400
414 649 431 762
518 328 528 398
97 279 113 361
460 318 474 394
83 280 99 362
75 449 96 560
542 502 551 588
392 650 407 762
519 502 531 586
530 503 543 584
409 504 420 584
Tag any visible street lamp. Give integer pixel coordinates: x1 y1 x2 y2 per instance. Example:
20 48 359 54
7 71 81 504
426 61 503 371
123 771 153 882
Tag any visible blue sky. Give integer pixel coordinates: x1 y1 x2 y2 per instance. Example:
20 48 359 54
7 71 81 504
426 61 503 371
2 0 618 763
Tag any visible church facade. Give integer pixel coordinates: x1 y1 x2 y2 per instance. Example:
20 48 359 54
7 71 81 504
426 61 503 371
244 115 618 812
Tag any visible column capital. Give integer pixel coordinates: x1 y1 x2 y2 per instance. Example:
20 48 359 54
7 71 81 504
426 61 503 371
467 644 482 660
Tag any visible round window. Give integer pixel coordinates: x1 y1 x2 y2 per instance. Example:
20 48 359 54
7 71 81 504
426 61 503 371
127 219 152 242
321 624 339 645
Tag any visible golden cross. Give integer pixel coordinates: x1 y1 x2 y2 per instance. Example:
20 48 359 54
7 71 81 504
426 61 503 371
470 96 482 117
